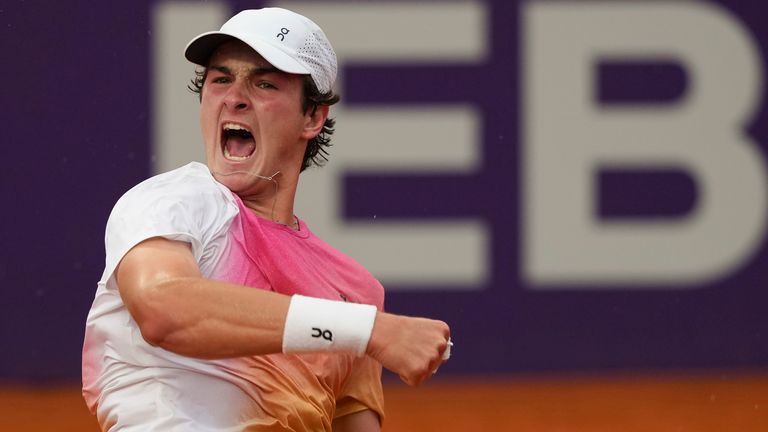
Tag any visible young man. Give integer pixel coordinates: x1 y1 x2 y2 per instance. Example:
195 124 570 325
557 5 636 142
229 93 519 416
82 7 451 432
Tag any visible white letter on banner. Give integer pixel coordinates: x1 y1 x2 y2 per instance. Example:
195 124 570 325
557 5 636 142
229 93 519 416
278 1 489 289
522 1 766 286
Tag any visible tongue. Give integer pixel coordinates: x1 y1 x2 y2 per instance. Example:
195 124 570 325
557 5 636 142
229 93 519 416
225 136 255 158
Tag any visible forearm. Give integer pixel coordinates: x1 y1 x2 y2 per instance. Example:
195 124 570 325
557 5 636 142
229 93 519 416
118 238 451 381
125 272 450 384
124 275 290 359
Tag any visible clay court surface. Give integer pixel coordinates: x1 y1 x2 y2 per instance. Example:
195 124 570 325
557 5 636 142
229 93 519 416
2 372 766 431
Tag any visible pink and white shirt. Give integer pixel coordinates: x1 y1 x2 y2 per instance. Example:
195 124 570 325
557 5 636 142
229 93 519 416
82 162 385 431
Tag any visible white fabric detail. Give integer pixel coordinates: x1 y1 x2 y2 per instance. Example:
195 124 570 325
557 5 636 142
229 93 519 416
282 295 377 356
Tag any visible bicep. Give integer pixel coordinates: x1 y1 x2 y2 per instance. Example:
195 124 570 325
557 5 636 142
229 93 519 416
332 409 380 432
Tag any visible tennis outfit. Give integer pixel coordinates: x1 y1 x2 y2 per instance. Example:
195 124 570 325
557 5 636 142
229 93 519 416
82 162 385 431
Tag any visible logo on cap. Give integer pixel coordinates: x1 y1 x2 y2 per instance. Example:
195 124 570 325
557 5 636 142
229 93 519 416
277 27 290 41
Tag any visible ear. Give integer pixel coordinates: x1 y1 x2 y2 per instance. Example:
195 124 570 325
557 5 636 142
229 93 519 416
301 104 330 140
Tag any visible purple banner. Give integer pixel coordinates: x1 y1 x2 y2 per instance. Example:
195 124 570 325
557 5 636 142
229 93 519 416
3 0 768 381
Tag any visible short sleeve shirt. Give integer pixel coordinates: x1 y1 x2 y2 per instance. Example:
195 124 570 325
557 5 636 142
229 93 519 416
82 162 385 431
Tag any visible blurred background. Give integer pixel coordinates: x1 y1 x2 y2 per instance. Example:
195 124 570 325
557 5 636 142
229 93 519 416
2 0 768 430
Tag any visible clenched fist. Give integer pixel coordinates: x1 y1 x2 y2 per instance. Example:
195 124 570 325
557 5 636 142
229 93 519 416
366 311 451 386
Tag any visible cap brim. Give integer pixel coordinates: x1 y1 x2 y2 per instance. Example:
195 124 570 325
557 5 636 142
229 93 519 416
184 31 310 76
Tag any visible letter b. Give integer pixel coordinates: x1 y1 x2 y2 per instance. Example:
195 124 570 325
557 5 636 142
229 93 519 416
522 1 767 286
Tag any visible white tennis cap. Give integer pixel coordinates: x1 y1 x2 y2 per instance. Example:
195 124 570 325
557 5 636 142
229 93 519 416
184 8 337 93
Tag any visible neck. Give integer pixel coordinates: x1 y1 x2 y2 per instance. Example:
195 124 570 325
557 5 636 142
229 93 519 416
238 171 300 228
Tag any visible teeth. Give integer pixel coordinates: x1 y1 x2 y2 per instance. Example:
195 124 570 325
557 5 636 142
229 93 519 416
223 146 251 161
222 122 254 160
222 122 250 132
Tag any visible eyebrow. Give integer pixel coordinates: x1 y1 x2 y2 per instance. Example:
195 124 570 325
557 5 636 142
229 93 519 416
208 65 282 77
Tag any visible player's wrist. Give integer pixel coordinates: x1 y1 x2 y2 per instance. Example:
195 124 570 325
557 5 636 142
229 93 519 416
282 295 377 356
365 310 389 357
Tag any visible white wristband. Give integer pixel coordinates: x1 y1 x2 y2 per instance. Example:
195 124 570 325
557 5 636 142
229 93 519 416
282 295 378 356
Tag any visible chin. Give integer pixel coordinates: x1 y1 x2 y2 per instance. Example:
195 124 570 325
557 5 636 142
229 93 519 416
213 172 250 193
212 161 276 193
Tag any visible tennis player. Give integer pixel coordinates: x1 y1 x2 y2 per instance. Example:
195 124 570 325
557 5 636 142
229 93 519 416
81 7 450 432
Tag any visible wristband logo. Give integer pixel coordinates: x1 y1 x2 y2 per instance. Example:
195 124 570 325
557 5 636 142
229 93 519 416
312 327 333 342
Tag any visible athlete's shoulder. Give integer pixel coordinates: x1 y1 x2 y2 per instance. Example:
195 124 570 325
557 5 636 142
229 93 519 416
131 162 228 197
102 163 239 280
117 162 234 208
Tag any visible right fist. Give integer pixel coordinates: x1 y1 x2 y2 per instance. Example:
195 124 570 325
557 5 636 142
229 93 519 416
366 311 451 386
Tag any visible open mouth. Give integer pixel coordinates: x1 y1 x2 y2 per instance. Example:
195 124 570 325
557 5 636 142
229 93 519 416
221 123 255 161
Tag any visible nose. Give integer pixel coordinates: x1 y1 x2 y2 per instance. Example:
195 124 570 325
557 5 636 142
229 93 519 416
223 80 249 111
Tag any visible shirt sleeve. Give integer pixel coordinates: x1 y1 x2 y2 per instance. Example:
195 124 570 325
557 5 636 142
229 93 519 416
102 164 237 284
334 355 385 424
